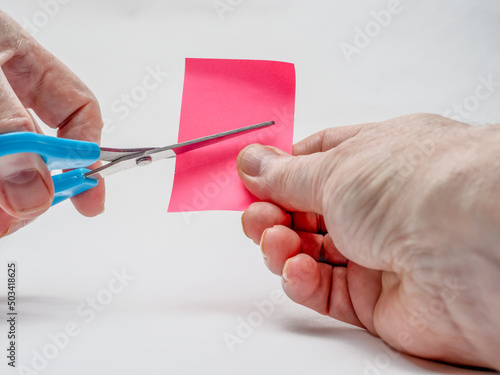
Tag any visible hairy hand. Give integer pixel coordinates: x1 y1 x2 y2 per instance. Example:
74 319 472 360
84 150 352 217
238 114 500 370
0 11 105 236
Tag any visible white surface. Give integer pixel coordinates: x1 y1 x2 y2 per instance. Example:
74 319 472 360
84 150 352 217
1 1 499 374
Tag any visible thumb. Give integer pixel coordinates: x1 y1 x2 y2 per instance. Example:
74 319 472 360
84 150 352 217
237 144 330 214
0 72 53 219
0 152 53 219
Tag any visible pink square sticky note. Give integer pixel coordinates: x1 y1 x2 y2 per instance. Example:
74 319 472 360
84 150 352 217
168 58 295 212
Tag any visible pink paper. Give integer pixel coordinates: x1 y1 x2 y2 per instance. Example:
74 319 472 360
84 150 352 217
168 58 295 212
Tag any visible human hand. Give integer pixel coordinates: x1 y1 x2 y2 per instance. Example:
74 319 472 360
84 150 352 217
0 11 105 237
237 114 500 370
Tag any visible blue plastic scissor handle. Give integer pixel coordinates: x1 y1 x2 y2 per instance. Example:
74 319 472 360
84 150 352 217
0 132 101 205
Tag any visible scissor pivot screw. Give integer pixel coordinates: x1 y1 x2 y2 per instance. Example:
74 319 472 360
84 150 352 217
136 156 152 166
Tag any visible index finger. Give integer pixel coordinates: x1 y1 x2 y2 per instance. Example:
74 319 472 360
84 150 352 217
0 11 104 215
292 123 371 156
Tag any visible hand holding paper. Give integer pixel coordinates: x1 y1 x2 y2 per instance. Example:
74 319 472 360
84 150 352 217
238 114 500 371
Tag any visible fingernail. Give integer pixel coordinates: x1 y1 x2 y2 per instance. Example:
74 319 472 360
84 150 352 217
282 260 290 283
260 228 268 255
241 212 250 239
2 169 51 214
263 255 269 268
260 229 270 268
1 220 28 238
238 144 279 177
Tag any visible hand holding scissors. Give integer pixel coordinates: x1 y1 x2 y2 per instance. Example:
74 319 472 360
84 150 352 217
0 10 106 236
0 121 274 206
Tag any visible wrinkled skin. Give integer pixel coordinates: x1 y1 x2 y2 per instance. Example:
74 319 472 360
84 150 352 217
238 114 500 370
0 11 105 237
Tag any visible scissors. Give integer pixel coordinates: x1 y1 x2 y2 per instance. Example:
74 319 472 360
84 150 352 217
0 121 274 206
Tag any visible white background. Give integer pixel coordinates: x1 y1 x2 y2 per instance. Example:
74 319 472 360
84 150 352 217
1 1 499 374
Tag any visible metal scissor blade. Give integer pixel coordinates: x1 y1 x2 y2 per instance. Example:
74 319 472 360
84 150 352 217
145 121 275 162
85 121 274 180
98 147 157 162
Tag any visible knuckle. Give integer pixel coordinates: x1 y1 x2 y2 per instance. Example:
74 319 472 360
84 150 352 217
0 115 34 134
329 298 350 321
